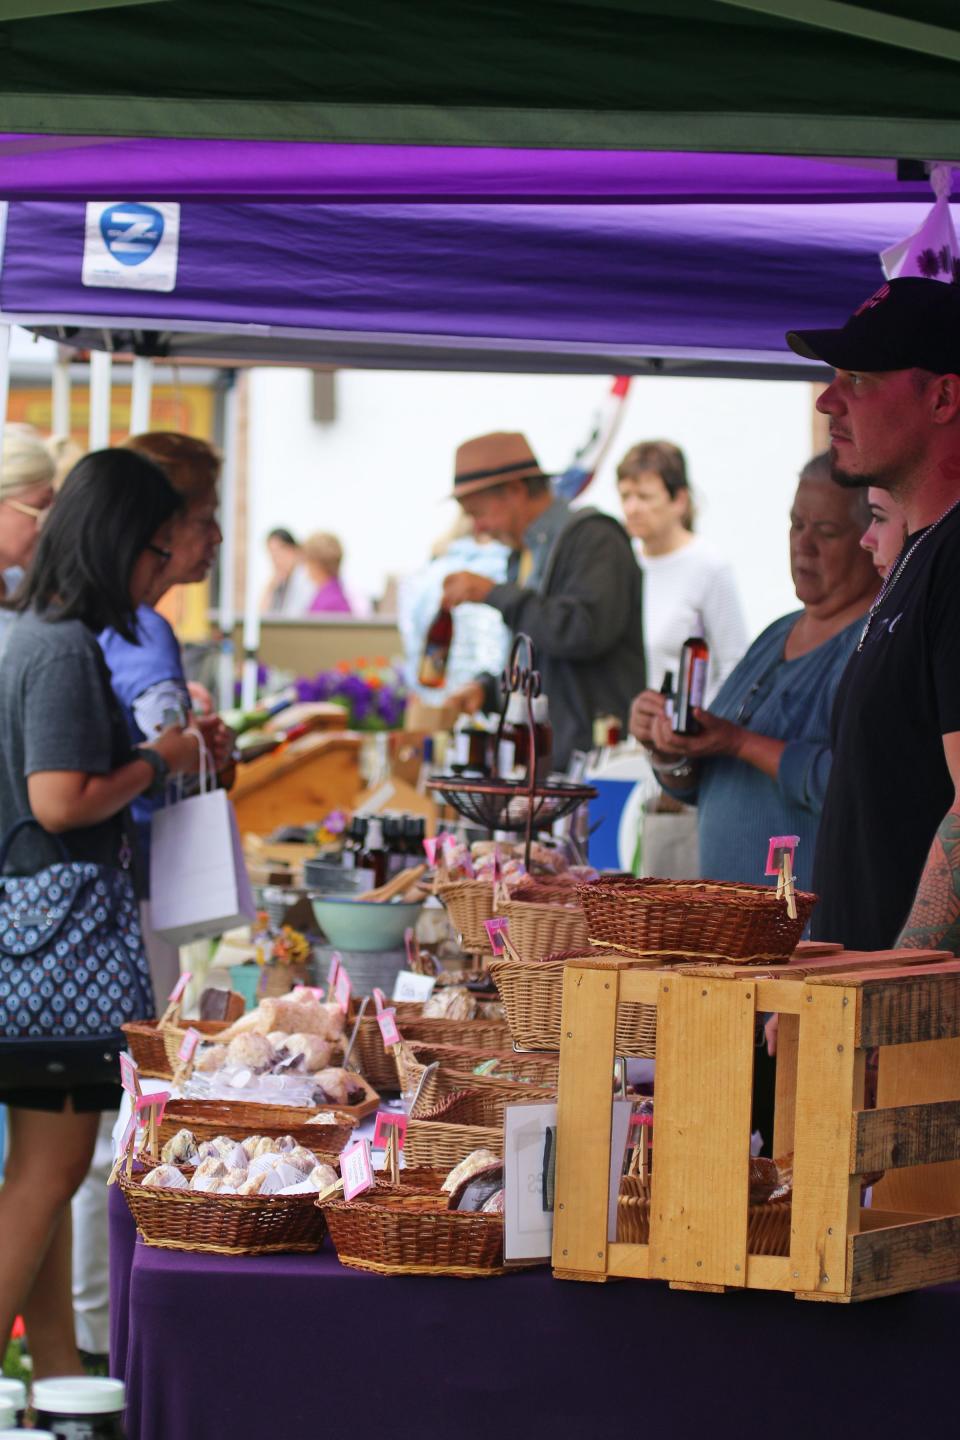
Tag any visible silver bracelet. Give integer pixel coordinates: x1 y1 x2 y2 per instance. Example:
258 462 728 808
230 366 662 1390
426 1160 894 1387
651 754 695 781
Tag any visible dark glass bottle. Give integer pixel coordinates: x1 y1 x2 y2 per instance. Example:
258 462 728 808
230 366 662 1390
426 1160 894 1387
418 606 454 688
673 636 710 736
356 816 388 888
341 815 367 871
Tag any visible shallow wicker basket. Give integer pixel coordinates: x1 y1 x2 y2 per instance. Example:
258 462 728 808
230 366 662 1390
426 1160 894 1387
120 1171 328 1255
122 1018 230 1080
404 1117 502 1170
579 878 816 965
322 1189 516 1277
436 880 496 951
400 1017 512 1050
489 955 659 1057
616 1175 791 1256
157 1100 356 1157
160 1018 234 1072
501 898 590 963
403 1040 559 1086
410 1071 556 1122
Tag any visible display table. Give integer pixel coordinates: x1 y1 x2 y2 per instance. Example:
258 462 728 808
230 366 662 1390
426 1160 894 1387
109 1187 960 1440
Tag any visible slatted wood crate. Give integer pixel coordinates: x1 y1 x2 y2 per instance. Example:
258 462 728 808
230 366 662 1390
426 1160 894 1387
552 947 960 1302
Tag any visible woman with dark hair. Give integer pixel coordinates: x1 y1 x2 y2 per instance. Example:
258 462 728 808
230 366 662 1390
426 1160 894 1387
260 526 313 616
616 439 748 699
0 448 206 1379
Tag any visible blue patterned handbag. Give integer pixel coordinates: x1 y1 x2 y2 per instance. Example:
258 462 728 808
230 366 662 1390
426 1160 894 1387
0 818 155 1041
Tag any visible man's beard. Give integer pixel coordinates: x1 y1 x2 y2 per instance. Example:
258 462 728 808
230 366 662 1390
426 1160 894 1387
829 451 887 492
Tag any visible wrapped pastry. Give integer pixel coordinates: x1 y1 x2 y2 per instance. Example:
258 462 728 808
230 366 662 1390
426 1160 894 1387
312 1067 366 1107
275 1134 297 1153
160 1128 199 1166
285 1146 319 1175
222 1166 248 1192
423 987 475 1021
191 1158 228 1192
259 1162 306 1194
442 1149 501 1195
481 1188 505 1215
237 1173 266 1196
278 1178 321 1195
450 1161 504 1213
306 1111 339 1125
240 1135 265 1160
195 1045 227 1073
223 1142 249 1172
196 1140 222 1164
284 1033 333 1072
141 1164 189 1190
306 1162 338 1191
749 1156 780 1205
226 1032 275 1072
253 1136 279 1159
319 1003 346 1042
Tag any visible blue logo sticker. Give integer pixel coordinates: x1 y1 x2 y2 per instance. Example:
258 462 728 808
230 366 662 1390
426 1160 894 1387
99 202 165 268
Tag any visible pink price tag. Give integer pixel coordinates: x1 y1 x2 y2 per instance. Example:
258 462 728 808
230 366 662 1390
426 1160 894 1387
168 971 191 1006
372 987 386 1015
484 916 510 956
177 1028 201 1064
340 1138 375 1201
334 966 352 1014
373 1111 408 1150
118 1108 138 1157
404 927 417 967
136 1090 170 1126
377 1008 401 1048
422 836 439 866
765 834 800 876
327 951 342 988
119 1053 141 1098
493 845 503 885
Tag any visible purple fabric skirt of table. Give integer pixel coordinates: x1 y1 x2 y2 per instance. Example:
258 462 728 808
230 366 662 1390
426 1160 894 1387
109 1185 959 1440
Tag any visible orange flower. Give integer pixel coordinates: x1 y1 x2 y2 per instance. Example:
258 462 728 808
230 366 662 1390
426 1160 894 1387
373 656 388 667
335 659 352 674
355 656 368 668
366 675 383 690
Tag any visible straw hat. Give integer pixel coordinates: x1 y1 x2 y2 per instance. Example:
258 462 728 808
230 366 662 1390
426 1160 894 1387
1 424 56 500
450 431 549 501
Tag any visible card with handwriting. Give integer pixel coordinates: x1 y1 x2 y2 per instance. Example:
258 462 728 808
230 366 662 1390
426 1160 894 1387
178 1027 201 1064
340 1138 375 1200
377 1007 401 1047
119 1052 141 1097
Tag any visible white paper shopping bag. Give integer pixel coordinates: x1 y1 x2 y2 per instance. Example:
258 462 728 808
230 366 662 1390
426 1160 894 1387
149 786 256 945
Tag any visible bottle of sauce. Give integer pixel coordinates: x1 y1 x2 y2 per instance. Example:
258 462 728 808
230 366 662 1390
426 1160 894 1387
497 692 528 779
356 816 388 888
32 1376 128 1438
660 669 675 726
383 816 406 878
673 636 710 736
418 606 454 688
532 695 552 783
452 716 491 774
341 815 367 871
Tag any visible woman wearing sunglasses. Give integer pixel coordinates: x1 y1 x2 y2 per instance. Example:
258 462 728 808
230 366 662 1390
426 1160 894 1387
629 453 879 896
0 425 57 622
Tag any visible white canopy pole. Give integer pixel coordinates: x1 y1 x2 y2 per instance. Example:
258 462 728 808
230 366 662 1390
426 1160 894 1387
129 355 154 434
217 371 239 711
88 348 112 450
240 373 261 711
51 346 71 436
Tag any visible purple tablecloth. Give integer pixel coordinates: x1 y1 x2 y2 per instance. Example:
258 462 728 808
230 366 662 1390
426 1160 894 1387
109 1188 960 1440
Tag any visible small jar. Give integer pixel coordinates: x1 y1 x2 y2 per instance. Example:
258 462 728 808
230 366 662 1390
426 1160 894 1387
1 1431 56 1439
32 1377 127 1440
0 1380 25 1426
0 1400 20 1429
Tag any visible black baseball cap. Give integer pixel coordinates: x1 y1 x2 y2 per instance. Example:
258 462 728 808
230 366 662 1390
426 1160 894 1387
787 276 960 374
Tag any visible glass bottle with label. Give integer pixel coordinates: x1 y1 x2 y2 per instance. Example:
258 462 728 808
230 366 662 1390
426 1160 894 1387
418 606 454 688
356 816 388 889
673 636 710 736
496 692 528 779
531 695 552 782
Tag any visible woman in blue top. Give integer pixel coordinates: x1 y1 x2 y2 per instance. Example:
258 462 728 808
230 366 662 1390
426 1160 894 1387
629 454 879 895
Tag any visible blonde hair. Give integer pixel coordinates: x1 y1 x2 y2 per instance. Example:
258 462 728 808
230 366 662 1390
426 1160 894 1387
124 431 221 503
45 434 85 491
303 531 344 578
1 424 56 499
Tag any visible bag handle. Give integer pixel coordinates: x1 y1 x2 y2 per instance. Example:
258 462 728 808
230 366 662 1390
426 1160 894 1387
169 724 211 803
0 817 71 874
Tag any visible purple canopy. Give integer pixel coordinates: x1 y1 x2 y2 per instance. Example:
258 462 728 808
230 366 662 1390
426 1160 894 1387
0 136 940 205
0 197 941 374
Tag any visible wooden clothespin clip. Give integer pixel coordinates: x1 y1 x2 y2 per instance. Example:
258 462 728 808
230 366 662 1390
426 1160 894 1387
765 835 800 921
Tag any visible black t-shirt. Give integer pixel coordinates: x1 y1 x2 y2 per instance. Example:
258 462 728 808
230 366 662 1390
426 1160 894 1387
811 503 960 950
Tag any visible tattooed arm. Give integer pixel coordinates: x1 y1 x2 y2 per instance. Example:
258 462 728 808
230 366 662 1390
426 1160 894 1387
897 732 960 953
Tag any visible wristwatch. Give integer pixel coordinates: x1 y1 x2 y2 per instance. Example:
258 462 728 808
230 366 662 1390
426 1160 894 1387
137 746 170 796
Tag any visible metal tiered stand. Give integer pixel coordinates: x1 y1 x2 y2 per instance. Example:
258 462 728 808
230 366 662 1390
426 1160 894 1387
426 634 596 867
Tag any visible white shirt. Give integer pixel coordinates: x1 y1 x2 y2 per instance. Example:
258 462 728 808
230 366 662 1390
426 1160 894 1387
636 534 749 702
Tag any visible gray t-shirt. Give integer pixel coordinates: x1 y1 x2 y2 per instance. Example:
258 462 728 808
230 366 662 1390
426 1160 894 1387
0 609 133 876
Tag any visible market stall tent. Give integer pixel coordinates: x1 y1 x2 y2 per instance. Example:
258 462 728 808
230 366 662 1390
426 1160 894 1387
0 0 959 161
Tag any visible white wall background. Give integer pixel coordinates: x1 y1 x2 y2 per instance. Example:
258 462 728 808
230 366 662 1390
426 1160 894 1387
247 368 814 640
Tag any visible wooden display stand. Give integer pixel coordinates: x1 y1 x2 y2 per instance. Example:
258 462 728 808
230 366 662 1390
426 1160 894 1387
552 948 960 1302
231 731 362 835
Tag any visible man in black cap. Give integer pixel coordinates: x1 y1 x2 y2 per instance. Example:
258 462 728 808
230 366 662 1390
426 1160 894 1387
786 276 960 952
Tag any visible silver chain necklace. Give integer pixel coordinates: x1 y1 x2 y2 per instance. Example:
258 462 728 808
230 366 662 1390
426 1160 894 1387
858 495 960 652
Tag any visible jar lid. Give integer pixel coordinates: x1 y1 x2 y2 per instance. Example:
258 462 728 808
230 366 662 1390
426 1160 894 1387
32 1377 125 1415
0 1381 25 1407
1 1432 56 1438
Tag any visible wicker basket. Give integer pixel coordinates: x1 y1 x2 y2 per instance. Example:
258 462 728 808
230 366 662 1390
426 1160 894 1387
404 1040 559 1085
121 1020 176 1079
322 1189 515 1277
120 1171 328 1255
436 880 496 951
350 1016 407 1092
400 1018 511 1050
501 899 590 963
615 1175 791 1256
404 1117 502 1170
159 1018 234 1072
489 954 659 1057
157 1100 355 1158
411 1083 553 1125
579 878 816 965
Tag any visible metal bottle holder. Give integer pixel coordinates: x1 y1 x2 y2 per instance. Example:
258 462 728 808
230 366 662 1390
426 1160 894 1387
426 633 596 866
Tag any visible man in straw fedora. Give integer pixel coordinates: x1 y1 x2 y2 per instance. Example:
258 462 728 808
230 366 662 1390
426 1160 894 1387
444 431 645 767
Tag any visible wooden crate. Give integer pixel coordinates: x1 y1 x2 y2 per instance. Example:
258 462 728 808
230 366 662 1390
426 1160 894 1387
552 948 960 1302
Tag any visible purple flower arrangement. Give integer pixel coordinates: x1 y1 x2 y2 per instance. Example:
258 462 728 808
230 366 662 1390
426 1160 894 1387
295 657 407 730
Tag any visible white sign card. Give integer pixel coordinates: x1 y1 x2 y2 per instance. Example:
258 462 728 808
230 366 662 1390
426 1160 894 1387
82 201 181 292
392 970 436 1003
503 1102 558 1263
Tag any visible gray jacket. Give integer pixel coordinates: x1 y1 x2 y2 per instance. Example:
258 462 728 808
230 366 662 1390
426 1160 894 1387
480 508 645 768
